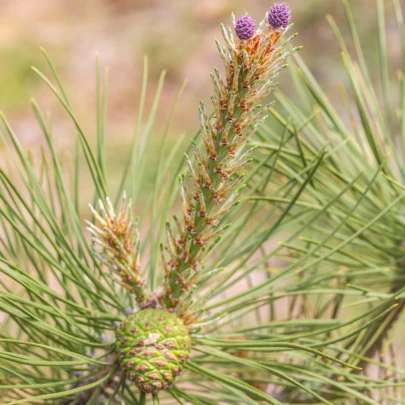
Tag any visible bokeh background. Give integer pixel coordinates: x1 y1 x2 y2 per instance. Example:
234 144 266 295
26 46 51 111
0 0 404 207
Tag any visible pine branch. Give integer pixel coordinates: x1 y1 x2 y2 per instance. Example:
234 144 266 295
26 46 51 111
4 3 405 403
160 11 300 312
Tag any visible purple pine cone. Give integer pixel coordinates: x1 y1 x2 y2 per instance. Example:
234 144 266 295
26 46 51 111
235 15 256 40
268 2 291 29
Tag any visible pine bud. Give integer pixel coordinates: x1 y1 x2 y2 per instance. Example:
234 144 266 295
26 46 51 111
235 15 256 40
268 2 291 29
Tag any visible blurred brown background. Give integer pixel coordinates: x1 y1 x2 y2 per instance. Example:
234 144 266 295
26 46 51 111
0 0 403 197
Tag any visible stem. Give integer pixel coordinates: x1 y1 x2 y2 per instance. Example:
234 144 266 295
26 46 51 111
161 25 296 311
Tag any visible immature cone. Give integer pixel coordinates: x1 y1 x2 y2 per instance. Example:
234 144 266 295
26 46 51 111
235 15 256 40
115 309 191 393
268 2 291 29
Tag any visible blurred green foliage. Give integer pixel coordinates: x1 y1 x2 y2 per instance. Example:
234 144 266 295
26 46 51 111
0 46 41 110
0 0 403 203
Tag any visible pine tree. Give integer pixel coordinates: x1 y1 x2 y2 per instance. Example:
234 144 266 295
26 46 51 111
0 2 403 405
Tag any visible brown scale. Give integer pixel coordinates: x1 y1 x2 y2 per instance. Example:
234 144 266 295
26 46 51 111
194 235 208 247
186 224 196 234
211 191 222 205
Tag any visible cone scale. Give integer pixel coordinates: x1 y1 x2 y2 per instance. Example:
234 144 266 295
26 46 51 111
115 309 191 393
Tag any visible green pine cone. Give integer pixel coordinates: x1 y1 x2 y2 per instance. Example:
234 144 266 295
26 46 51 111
115 309 191 393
